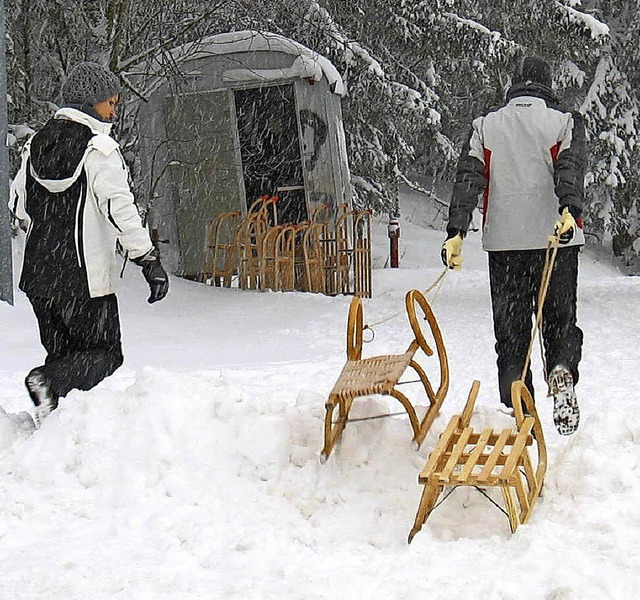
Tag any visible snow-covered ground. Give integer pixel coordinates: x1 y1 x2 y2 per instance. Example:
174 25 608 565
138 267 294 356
1 199 638 599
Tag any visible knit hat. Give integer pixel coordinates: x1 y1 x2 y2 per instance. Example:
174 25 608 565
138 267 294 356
513 57 552 88
61 62 121 106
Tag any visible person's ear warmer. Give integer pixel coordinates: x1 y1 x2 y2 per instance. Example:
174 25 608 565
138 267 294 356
554 207 577 245
132 248 169 303
441 233 464 270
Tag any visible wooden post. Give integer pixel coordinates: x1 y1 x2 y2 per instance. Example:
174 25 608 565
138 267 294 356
0 0 14 305
388 217 400 269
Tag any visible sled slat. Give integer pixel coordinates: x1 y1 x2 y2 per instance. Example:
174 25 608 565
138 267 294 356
454 427 493 483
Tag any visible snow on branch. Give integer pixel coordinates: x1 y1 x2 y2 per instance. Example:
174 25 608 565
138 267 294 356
305 2 383 77
442 12 518 55
580 55 638 189
554 1 610 39
305 2 440 120
581 57 609 120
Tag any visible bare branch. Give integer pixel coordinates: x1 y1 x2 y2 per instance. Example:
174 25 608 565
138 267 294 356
116 1 233 73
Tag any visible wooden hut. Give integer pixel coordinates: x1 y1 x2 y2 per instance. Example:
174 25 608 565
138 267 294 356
135 30 353 279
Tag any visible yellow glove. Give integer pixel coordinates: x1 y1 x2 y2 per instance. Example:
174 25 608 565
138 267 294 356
554 207 577 244
441 233 464 270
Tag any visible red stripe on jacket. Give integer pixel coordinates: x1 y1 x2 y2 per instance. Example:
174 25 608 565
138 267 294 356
482 148 492 228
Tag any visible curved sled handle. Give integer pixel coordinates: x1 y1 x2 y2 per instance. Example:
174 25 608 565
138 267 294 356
346 296 364 361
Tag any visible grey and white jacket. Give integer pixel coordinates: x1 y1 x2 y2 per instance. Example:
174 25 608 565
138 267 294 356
447 83 587 251
9 108 153 298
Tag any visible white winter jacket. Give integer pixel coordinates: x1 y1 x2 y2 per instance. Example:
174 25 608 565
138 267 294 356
9 108 153 298
447 84 587 251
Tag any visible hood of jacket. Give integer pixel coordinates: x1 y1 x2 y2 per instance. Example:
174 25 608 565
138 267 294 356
28 108 113 193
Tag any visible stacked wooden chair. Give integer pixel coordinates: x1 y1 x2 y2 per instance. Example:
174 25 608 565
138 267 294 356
301 222 327 293
202 210 242 287
352 211 372 298
201 198 372 297
235 196 278 290
321 289 449 461
321 205 372 297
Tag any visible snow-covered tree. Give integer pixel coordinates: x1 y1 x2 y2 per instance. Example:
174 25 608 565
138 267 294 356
6 0 640 269
259 0 445 212
576 1 640 270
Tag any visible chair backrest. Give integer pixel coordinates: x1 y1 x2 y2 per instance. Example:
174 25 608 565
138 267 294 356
405 289 449 408
311 203 330 225
275 225 297 291
203 210 242 280
302 223 327 293
510 379 547 479
345 296 364 361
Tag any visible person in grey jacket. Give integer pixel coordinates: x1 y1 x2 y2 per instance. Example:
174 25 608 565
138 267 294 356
441 56 585 435
9 62 169 426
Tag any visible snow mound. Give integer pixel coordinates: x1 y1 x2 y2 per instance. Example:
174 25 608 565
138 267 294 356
0 405 36 449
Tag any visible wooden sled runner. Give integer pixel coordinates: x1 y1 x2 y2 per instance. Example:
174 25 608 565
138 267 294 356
321 289 449 462
408 379 547 542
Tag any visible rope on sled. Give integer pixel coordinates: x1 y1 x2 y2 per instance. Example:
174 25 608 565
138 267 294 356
428 485 510 520
520 235 560 391
363 267 449 336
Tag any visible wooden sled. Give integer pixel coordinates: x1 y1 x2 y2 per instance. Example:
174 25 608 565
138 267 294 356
321 289 449 462
203 210 242 287
408 379 547 542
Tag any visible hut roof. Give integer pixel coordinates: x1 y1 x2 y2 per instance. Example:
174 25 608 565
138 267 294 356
132 30 345 96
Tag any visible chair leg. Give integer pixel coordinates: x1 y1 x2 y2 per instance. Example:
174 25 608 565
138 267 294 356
407 360 446 448
321 397 352 462
408 484 442 543
388 389 421 442
501 486 521 533
414 403 440 448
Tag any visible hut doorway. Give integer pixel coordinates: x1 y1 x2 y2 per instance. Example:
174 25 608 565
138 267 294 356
234 84 308 224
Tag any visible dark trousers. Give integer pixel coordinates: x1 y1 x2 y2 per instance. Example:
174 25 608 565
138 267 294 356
28 294 124 398
488 246 583 407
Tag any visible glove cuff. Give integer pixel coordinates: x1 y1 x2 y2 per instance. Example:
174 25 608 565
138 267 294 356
445 227 465 240
560 205 583 229
560 204 581 219
132 247 159 266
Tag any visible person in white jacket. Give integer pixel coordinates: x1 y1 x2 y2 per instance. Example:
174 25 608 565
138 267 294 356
9 62 169 426
440 57 585 436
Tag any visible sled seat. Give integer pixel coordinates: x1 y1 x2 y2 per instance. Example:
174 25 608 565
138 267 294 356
321 289 449 462
408 379 547 542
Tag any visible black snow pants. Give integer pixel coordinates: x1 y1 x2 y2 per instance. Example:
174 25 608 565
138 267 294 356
488 246 583 408
27 293 124 398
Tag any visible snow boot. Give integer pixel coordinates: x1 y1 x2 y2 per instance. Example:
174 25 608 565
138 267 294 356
25 369 59 428
547 365 579 435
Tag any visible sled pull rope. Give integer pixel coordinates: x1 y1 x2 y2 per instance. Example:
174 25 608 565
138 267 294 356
520 235 559 383
424 267 448 298
364 267 448 334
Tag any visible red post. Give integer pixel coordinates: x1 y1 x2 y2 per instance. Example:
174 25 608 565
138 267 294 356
388 217 400 268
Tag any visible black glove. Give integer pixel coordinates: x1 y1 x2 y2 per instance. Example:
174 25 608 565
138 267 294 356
133 248 169 303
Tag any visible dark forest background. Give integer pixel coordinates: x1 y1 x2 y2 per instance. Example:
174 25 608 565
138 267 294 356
6 0 640 269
